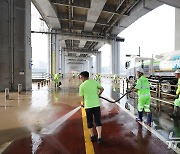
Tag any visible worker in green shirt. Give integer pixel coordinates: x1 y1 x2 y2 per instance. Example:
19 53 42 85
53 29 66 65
79 71 104 144
113 74 118 83
169 69 180 117
134 68 152 127
54 73 61 87
95 73 101 81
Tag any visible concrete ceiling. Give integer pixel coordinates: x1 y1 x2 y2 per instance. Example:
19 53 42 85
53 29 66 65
32 0 180 64
32 0 139 59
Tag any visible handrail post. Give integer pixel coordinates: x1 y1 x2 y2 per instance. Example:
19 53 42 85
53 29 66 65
18 84 22 94
5 88 9 100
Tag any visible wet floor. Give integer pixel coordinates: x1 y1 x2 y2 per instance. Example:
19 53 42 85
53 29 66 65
0 77 179 153
101 78 180 146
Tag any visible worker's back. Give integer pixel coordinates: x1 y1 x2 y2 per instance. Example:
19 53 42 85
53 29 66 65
79 80 102 109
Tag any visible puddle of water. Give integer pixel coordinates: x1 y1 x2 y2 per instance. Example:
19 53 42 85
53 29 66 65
40 106 81 135
31 132 42 154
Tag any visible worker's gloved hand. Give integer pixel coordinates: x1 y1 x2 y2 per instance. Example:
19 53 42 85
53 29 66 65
175 95 179 99
132 83 136 87
126 89 132 93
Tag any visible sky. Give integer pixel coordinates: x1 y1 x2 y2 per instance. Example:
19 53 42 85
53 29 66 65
101 4 175 68
31 3 175 71
31 4 48 68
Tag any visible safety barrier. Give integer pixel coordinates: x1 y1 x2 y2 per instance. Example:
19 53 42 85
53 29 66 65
125 79 177 106
149 82 177 99
18 84 22 94
37 79 51 89
5 88 9 100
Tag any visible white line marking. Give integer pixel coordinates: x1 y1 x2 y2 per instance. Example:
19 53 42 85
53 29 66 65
102 94 180 154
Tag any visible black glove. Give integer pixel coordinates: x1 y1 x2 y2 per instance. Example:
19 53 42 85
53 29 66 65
126 89 132 93
132 83 136 87
175 95 179 99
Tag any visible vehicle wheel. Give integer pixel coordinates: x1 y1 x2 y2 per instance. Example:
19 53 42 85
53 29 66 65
161 80 171 93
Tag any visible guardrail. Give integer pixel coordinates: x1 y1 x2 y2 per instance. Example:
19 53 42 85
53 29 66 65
32 72 51 80
125 79 177 106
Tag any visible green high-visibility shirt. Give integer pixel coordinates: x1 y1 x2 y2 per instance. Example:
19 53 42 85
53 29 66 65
79 80 102 109
176 78 180 95
54 73 60 83
135 75 150 98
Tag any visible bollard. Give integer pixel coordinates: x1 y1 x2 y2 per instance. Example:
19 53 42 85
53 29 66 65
18 84 22 94
5 88 9 100
38 82 40 89
44 80 46 86
41 81 44 87
159 82 162 98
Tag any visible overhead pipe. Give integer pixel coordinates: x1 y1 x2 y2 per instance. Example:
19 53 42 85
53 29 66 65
31 30 121 42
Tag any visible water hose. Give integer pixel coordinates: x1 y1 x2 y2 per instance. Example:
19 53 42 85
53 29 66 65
99 86 135 103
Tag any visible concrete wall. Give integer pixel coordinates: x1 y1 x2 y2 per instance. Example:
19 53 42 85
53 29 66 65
0 0 32 91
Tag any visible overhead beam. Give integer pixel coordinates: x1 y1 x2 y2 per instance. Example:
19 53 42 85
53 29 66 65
31 30 111 43
84 0 107 31
51 0 91 9
32 0 60 29
79 40 87 48
59 34 109 43
111 0 162 35
157 0 180 8
64 51 97 55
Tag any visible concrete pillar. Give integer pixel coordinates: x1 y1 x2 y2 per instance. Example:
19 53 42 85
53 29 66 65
55 35 60 73
47 29 51 75
61 50 65 74
0 0 32 91
175 8 180 50
111 40 120 74
96 52 101 73
51 30 56 75
88 57 93 74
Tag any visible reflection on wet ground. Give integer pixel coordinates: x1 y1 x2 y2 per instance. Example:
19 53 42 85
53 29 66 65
0 77 179 153
101 78 180 149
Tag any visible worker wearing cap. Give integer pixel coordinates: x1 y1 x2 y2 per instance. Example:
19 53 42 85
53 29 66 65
170 69 180 117
79 71 104 144
113 74 118 83
135 67 152 126
95 73 101 82
54 73 61 87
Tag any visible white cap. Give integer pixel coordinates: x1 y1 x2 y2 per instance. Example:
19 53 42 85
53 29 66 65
136 67 144 73
175 69 180 74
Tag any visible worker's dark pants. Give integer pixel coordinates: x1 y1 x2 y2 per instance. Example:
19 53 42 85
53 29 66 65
85 107 102 128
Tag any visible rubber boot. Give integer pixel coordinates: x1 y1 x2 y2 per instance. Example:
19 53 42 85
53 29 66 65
177 107 180 117
169 106 179 118
136 111 143 122
144 113 152 127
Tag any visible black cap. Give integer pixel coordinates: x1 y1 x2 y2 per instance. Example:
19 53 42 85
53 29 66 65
80 71 89 78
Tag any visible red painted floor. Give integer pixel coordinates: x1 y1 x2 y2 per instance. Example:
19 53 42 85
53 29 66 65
0 79 177 154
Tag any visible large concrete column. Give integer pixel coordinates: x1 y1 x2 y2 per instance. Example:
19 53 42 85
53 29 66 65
96 52 101 73
47 29 51 75
88 57 93 74
56 35 60 73
61 50 65 74
175 8 180 50
111 40 120 74
0 0 32 91
51 30 56 75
